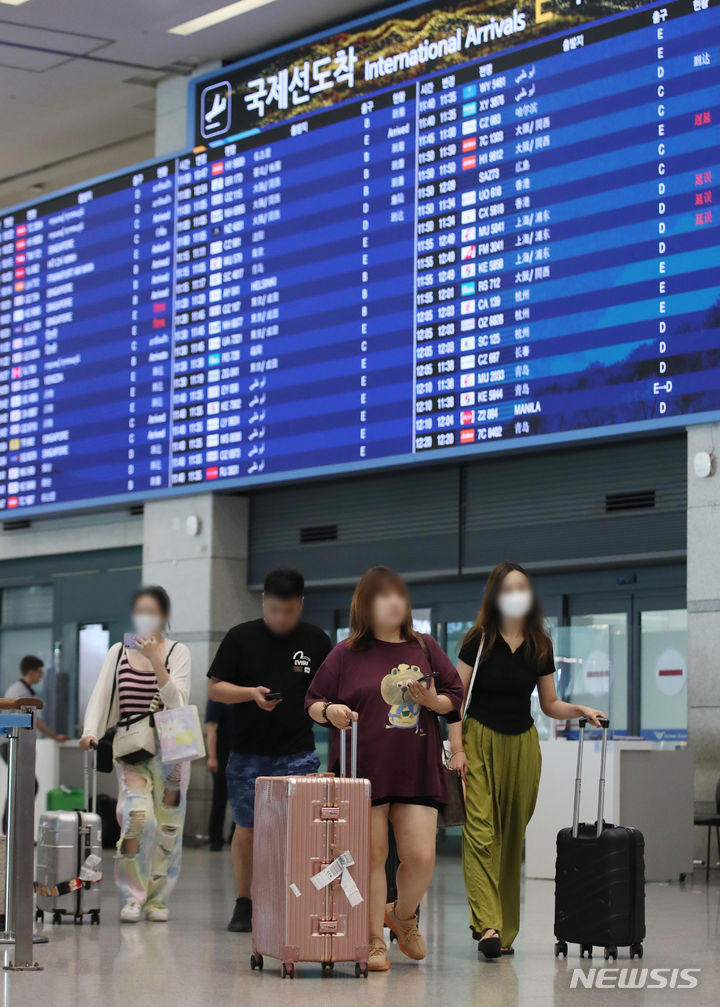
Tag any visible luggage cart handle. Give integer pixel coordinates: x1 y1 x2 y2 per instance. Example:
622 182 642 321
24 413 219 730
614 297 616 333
572 717 610 839
338 718 358 778
85 742 98 813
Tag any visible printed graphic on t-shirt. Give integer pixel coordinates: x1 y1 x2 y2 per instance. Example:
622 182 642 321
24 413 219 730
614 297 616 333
380 663 426 734
292 650 312 673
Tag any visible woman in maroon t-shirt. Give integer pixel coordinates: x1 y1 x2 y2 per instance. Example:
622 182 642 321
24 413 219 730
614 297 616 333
307 566 463 972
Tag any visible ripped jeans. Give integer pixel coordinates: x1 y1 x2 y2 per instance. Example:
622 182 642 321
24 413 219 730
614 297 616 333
114 754 189 908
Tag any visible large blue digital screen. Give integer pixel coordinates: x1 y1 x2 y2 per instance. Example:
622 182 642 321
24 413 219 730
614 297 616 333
1 0 718 516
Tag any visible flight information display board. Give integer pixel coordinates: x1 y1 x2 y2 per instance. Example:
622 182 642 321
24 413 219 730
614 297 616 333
1 0 718 516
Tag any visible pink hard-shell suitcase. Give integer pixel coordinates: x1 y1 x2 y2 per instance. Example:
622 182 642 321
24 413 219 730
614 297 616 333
251 721 371 978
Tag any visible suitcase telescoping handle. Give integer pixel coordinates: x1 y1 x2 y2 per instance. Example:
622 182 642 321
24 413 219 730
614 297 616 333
86 742 98 814
338 718 358 778
571 716 610 839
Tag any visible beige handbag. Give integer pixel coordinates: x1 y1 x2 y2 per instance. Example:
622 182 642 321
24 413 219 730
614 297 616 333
112 693 160 764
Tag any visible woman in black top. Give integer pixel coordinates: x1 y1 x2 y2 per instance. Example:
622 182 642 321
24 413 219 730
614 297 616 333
448 562 604 959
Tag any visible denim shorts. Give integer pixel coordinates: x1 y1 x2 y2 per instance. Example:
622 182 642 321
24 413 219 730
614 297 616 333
226 749 320 828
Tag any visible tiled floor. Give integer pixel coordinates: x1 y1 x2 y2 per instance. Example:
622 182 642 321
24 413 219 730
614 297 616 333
2 849 718 1006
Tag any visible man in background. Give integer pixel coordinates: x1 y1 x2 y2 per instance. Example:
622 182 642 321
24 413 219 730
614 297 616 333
208 568 332 932
205 697 232 851
2 655 69 832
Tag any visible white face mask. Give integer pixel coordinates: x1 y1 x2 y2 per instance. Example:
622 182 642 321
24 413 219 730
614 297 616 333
497 589 533 619
132 613 163 637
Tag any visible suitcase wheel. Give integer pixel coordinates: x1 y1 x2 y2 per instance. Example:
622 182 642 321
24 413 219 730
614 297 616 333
580 944 592 958
554 940 568 958
90 911 100 926
250 954 263 971
630 943 643 960
355 962 368 978
604 946 618 961
320 961 334 972
281 963 294 979
74 913 83 926
52 911 63 926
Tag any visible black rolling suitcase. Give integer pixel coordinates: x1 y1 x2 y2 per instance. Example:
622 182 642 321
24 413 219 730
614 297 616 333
554 717 645 961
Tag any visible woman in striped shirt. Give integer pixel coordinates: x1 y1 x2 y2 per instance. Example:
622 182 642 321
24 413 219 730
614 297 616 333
81 586 191 923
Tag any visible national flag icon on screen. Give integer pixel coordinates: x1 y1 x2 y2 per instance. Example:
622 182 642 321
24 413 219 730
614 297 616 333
461 300 476 315
462 244 476 260
462 84 477 100
462 119 477 135
462 101 477 117
461 263 476 279
461 227 476 243
153 302 166 313
462 137 477 153
461 373 476 388
460 429 476 444
461 190 477 207
461 281 475 297
462 155 477 171
461 410 475 425
15 224 26 237
206 466 219 480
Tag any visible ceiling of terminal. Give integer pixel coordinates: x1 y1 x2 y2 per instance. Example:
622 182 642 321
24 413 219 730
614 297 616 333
0 0 383 208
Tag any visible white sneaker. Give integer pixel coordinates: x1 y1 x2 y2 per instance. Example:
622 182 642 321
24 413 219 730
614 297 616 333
120 901 143 923
145 905 168 922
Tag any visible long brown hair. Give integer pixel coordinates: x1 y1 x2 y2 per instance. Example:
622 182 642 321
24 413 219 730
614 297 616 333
461 562 552 671
346 566 418 651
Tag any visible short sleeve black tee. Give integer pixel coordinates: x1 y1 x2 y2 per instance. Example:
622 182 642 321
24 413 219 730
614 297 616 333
458 634 555 735
207 619 333 756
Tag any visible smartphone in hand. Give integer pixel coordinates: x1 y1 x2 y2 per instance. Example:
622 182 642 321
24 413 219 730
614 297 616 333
264 691 282 702
123 632 139 651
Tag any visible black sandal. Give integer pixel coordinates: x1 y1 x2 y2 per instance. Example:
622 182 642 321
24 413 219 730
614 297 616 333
501 947 515 956
477 929 502 959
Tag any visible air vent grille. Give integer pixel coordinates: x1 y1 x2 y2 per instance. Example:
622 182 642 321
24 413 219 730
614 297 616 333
300 524 338 544
2 519 31 531
129 504 144 517
605 490 656 512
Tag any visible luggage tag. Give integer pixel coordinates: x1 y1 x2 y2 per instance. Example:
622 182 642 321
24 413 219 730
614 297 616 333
310 850 364 906
79 853 103 883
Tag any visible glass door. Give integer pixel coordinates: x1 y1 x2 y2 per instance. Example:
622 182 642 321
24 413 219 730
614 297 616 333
638 604 687 743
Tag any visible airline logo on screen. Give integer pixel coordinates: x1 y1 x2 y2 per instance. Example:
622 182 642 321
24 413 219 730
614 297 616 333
200 81 232 140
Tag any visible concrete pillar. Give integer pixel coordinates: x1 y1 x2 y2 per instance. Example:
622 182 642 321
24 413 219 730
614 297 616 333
686 422 720 819
155 61 221 157
142 492 261 836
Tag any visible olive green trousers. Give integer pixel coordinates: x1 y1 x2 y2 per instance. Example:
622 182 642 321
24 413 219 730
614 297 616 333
461 718 541 947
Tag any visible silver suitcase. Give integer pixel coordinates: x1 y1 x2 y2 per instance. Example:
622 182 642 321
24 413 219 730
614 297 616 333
36 750 103 925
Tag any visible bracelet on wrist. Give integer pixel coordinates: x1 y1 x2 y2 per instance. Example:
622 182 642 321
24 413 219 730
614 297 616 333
320 701 333 722
450 748 464 757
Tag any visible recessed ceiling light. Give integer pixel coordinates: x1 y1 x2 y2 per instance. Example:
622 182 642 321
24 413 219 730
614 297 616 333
0 1 33 6
168 0 276 37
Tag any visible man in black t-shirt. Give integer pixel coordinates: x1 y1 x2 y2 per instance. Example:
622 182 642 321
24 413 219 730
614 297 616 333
208 568 332 933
